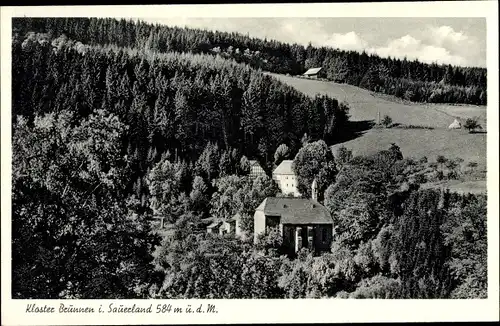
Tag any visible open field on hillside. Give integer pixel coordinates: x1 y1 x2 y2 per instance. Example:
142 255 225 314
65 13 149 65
330 128 486 165
269 73 487 167
268 73 487 128
268 73 487 193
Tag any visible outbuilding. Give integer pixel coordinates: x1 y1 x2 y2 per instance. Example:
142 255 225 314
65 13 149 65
303 67 324 79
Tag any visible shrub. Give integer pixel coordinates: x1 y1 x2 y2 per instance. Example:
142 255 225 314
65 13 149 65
413 173 427 184
349 275 402 299
463 118 482 133
467 161 478 169
255 227 284 254
381 115 393 128
436 155 447 167
393 124 434 130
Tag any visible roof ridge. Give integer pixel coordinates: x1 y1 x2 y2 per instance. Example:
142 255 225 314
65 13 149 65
273 160 295 175
259 196 333 224
256 197 268 211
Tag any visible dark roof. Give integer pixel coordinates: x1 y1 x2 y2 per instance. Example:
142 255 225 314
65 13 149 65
207 221 222 229
256 197 333 224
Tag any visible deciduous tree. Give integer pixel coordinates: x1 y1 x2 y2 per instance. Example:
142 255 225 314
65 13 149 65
292 140 337 200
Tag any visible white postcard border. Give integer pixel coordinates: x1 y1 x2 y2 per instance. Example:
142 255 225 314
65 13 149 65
1 2 499 325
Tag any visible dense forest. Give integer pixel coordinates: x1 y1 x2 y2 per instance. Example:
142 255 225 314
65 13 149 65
12 31 349 202
13 17 487 105
11 19 487 300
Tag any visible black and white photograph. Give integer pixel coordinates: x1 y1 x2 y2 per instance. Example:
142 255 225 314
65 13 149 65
1 2 499 325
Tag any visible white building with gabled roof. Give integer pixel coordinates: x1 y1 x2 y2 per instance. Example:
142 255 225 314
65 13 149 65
272 160 300 197
248 160 266 178
448 118 462 129
253 197 334 255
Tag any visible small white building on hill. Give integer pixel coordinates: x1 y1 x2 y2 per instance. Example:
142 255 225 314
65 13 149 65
303 67 323 79
448 118 462 129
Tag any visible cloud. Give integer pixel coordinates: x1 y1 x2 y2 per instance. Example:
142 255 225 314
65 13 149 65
427 25 469 47
277 22 477 66
368 32 469 66
141 18 484 67
323 26 480 66
277 18 328 45
324 32 368 52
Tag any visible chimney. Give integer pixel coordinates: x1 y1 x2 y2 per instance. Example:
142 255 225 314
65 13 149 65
311 178 318 201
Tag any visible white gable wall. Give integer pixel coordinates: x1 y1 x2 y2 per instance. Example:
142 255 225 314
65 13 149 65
273 173 300 197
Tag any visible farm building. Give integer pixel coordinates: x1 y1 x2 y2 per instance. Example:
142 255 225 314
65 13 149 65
249 160 267 178
303 67 324 79
153 214 167 229
272 160 300 197
253 196 334 255
448 118 462 129
206 214 242 236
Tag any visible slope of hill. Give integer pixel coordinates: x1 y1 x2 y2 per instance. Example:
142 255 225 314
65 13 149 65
268 73 487 128
13 33 350 190
269 73 487 183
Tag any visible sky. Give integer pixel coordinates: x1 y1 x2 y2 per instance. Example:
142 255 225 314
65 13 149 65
140 17 486 68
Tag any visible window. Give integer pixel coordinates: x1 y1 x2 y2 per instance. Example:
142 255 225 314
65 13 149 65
307 226 314 248
295 227 303 253
266 216 280 228
322 228 328 242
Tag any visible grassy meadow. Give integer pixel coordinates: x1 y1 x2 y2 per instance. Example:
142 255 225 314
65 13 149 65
268 73 488 193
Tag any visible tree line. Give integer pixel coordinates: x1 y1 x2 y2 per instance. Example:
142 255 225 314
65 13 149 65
13 17 487 105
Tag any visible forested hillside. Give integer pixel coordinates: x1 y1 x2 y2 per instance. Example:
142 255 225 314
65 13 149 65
13 17 487 105
13 31 349 201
